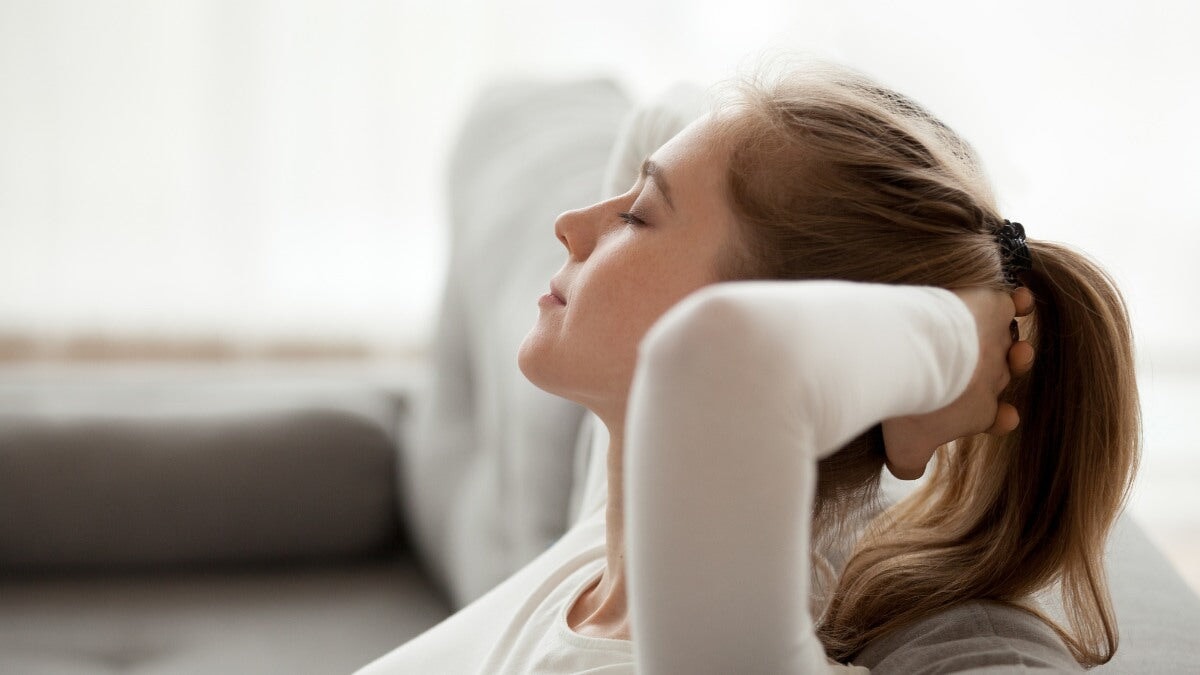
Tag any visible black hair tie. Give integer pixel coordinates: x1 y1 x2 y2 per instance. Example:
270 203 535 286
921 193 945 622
995 219 1032 285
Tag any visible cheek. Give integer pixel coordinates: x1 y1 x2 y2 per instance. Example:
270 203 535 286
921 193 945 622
575 262 666 349
584 246 723 350
521 233 726 396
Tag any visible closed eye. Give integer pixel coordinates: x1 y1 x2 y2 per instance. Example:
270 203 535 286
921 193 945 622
618 211 647 227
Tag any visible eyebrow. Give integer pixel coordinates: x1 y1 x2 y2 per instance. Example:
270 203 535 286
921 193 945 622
640 158 675 212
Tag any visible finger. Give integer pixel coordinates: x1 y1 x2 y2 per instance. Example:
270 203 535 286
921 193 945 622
1008 340 1034 376
1012 287 1034 317
985 403 1020 435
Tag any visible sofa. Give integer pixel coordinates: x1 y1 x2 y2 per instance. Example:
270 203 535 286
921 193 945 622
2 77 1198 674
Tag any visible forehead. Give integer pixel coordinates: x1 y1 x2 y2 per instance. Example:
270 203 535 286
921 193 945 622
645 115 747 278
652 118 734 234
647 115 732 219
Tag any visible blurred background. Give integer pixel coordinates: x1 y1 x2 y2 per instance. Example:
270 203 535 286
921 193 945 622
1 0 1197 589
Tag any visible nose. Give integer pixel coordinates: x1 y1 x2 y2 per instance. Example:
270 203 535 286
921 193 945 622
553 204 601 261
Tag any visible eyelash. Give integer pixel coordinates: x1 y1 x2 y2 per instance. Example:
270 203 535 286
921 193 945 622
618 211 647 227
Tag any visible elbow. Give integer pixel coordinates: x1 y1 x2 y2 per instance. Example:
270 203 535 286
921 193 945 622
639 286 747 368
636 284 799 386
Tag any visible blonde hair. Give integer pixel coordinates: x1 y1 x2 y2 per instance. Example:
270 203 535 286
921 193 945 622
712 62 1141 666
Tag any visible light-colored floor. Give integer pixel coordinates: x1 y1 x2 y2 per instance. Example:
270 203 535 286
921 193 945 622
1126 371 1200 594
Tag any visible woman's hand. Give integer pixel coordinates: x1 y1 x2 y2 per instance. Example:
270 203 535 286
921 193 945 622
880 287 1035 480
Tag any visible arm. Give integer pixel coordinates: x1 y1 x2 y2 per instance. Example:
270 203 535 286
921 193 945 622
624 280 980 674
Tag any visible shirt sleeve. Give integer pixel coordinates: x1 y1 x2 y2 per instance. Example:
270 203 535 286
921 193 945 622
624 280 979 674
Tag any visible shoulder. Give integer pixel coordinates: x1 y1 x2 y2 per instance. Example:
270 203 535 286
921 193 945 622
852 601 1083 674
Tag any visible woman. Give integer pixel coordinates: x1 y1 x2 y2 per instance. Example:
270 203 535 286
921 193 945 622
358 63 1138 673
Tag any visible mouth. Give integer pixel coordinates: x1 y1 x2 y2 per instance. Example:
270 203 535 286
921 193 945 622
538 290 566 308
537 278 568 309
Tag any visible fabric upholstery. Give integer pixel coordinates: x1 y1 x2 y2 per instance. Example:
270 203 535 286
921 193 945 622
0 365 447 675
854 601 1082 673
0 366 413 570
1094 513 1200 671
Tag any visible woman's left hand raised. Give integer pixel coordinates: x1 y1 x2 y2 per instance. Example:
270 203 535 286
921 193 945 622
881 287 1035 480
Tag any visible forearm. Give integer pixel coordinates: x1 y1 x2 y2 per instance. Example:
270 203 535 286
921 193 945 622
625 281 978 674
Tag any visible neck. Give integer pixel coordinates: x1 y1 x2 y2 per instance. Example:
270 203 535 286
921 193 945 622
603 421 628 597
566 414 632 640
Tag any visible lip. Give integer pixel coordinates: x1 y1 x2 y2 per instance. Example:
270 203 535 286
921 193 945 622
549 281 567 304
538 292 566 308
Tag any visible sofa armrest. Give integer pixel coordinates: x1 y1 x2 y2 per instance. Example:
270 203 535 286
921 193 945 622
0 363 424 572
1098 513 1200 671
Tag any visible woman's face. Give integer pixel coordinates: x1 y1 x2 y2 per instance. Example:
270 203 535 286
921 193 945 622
518 115 742 422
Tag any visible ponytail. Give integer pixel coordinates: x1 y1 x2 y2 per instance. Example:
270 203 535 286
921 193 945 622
817 240 1141 665
998 240 1140 662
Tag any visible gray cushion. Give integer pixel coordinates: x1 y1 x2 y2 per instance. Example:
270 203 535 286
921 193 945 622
855 601 1082 673
1098 514 1200 672
0 365 418 570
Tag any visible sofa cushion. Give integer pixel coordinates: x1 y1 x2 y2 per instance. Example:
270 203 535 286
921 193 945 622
0 364 416 571
1093 513 1200 671
854 600 1082 673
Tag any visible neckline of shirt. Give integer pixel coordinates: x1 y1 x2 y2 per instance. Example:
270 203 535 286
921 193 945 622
555 556 634 653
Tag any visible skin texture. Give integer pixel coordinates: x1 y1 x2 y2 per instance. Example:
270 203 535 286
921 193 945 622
517 114 1035 641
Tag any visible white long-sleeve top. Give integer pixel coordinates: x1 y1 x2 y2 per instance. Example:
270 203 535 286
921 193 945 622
355 280 979 674
625 281 977 673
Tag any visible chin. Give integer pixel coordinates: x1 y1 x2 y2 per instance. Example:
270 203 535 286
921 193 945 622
517 331 556 394
518 333 594 409
517 328 622 414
